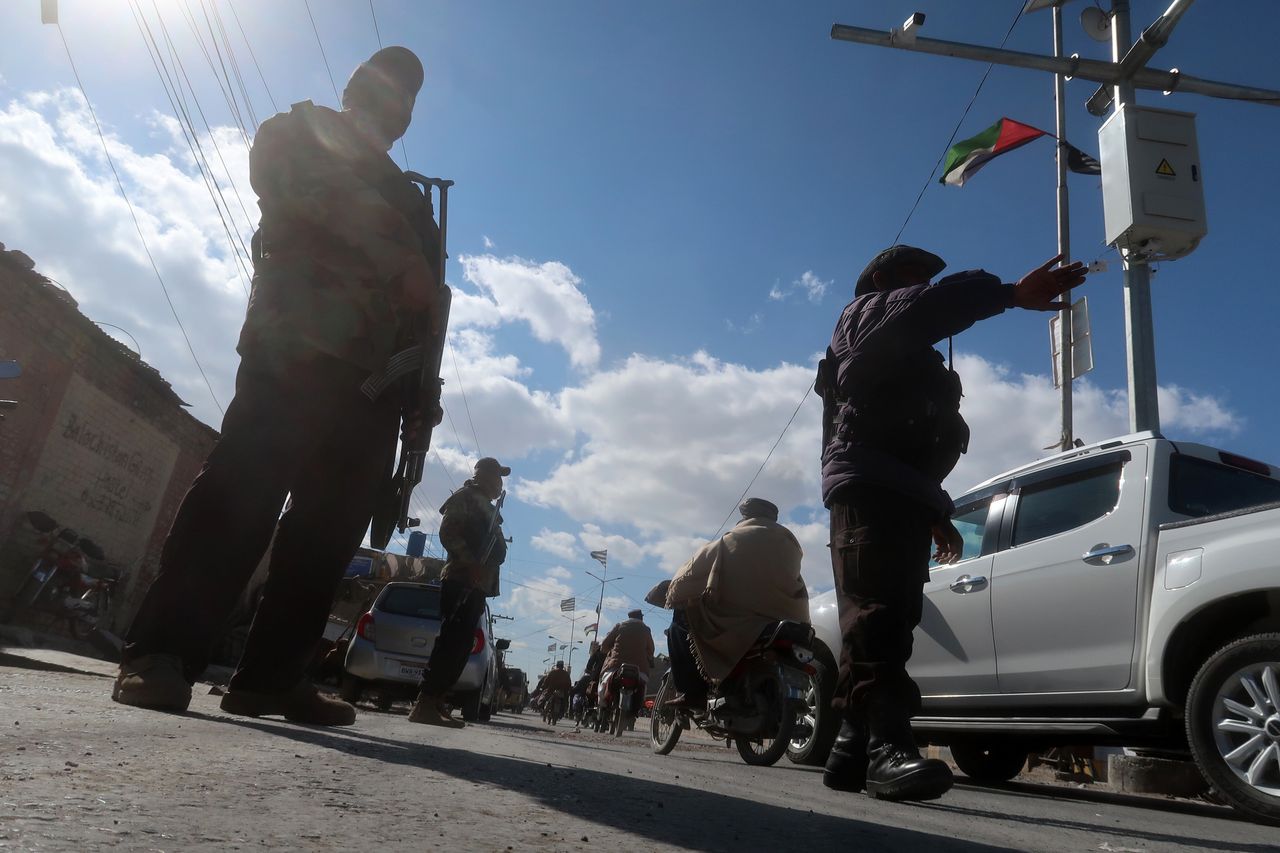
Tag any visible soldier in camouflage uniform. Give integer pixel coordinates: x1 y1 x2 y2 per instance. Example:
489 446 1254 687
113 47 435 727
409 457 508 728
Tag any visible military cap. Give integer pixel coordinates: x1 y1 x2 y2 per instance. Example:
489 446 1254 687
627 609 644 620
854 245 947 297
474 457 511 477
738 497 780 522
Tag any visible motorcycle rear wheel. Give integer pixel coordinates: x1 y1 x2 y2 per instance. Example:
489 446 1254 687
736 686 798 767
650 674 683 755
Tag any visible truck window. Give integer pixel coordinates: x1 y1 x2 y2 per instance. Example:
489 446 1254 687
1012 463 1123 547
942 498 992 566
1168 455 1280 517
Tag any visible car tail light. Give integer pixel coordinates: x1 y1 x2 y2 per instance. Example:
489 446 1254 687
471 628 484 655
356 612 376 642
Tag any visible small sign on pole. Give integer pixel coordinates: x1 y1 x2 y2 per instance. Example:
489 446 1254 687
1050 297 1094 388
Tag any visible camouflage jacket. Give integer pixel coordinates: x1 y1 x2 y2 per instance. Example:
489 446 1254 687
238 101 433 372
438 481 505 598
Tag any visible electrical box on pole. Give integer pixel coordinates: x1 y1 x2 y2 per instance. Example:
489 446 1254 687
1099 105 1207 261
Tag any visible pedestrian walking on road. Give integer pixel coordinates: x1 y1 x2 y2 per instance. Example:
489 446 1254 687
815 245 1087 801
113 46 435 727
408 457 509 728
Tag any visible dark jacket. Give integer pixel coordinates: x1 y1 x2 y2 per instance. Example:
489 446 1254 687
820 271 1014 518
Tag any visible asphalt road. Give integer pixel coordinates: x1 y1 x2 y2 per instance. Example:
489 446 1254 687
0 651 1271 852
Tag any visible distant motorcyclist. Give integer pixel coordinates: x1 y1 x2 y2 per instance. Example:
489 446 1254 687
660 497 809 708
542 661 572 722
598 610 654 712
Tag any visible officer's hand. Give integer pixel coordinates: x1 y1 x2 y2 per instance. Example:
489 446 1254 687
931 520 964 565
400 405 444 445
1013 254 1089 311
399 255 438 314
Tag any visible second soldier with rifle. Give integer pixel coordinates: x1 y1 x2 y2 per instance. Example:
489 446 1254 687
409 457 510 727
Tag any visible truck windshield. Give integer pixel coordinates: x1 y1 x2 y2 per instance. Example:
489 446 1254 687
379 585 442 619
1169 454 1280 517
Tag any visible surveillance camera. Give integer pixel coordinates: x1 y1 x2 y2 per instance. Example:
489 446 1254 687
892 12 925 45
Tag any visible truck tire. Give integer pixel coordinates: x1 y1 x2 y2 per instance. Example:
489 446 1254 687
950 741 1028 784
1185 632 1280 826
787 641 840 766
458 684 484 722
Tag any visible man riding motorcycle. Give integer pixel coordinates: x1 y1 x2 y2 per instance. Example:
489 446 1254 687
541 660 572 723
597 610 654 716
659 497 810 708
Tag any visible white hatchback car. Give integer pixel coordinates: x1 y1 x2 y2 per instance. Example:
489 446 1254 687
341 581 504 721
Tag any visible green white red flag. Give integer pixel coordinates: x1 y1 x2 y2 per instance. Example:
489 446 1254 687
940 117 1047 187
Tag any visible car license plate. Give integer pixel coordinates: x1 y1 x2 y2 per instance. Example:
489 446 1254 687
398 664 424 680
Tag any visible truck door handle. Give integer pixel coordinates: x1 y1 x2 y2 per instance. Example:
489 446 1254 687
1082 544 1134 564
949 575 988 594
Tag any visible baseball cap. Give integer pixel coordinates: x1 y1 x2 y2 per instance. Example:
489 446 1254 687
474 457 511 476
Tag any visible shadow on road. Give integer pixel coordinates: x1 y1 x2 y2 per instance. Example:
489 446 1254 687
186 711 1019 852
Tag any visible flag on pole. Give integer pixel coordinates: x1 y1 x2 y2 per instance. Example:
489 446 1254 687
940 117 1047 187
583 623 598 635
590 549 607 566
560 597 576 612
547 643 556 652
1064 142 1102 175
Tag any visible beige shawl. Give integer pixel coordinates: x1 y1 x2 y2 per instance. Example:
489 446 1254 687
665 517 809 682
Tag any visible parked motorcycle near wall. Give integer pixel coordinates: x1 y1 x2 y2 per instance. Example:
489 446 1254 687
650 620 817 766
2 511 119 639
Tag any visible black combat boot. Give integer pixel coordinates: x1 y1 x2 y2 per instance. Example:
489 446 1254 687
864 741 954 801
823 719 870 792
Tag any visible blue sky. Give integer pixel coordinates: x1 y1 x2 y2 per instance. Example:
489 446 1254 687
3 1 1277 676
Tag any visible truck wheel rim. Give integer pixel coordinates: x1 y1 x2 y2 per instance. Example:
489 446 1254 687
1212 661 1280 798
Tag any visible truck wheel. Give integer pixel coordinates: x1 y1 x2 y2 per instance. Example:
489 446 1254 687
950 741 1028 784
1185 633 1280 826
458 687 483 722
787 641 840 766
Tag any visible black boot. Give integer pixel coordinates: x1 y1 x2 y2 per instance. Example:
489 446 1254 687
823 720 869 792
864 742 954 802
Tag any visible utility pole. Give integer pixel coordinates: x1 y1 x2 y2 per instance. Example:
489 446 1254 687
1052 2 1074 448
831 3 1280 434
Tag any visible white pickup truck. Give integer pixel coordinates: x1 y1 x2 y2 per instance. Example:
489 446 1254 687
811 432 1280 825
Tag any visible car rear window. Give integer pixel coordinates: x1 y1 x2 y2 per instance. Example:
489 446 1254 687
379 585 442 619
1169 455 1280 517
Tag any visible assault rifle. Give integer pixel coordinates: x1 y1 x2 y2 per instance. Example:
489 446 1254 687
366 173 454 550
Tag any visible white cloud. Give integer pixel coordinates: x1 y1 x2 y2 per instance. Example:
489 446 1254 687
482 235 494 249
769 270 831 304
725 312 763 334
456 254 600 370
530 529 578 560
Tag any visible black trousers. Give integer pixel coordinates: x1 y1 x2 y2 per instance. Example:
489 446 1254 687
124 350 399 691
666 609 708 703
420 576 487 696
828 484 934 745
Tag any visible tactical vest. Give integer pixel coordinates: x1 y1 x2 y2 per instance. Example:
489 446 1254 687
816 344 970 483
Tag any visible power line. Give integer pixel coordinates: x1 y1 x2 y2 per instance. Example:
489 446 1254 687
130 0 254 297
55 23 224 416
224 0 279 113
366 0 410 169
893 1 1026 245
302 0 341 104
448 341 483 454
713 384 811 538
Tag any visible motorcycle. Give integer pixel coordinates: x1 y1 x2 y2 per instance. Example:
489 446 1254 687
598 664 643 737
3 511 117 640
542 690 567 726
650 620 817 766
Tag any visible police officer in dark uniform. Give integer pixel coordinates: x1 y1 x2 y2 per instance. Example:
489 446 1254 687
816 245 1087 801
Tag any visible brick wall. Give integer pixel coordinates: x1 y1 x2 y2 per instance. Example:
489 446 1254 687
0 246 219 631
